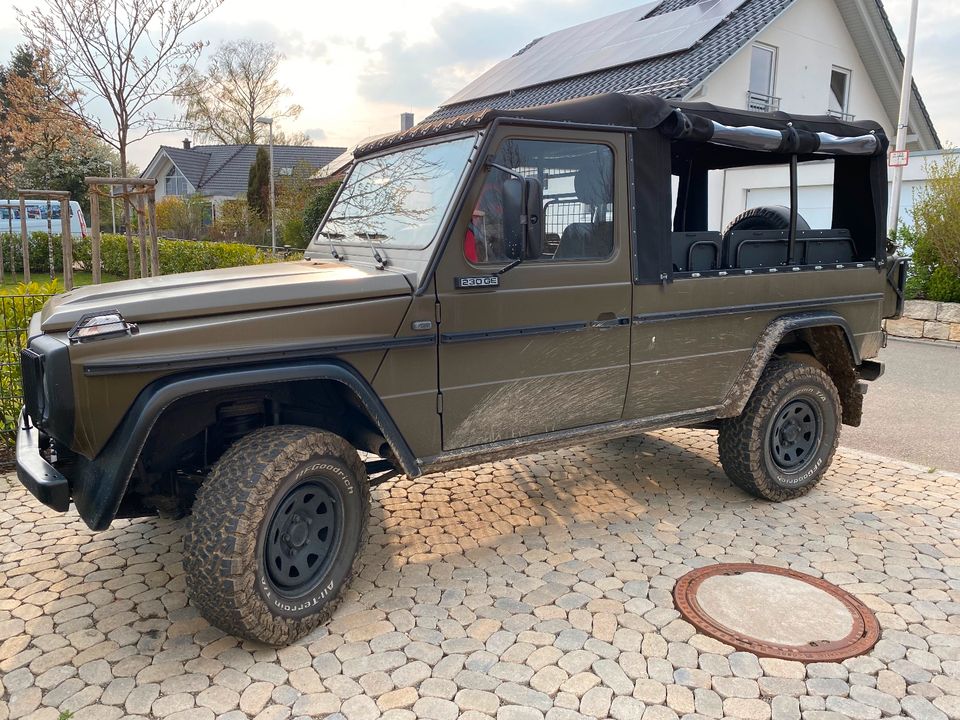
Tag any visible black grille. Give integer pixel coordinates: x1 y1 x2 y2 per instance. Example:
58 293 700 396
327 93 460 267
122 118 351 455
20 347 45 425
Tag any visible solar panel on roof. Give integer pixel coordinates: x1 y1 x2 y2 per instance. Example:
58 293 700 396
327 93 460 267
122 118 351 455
443 0 748 106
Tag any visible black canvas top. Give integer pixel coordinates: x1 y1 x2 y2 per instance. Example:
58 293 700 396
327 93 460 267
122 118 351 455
355 93 887 158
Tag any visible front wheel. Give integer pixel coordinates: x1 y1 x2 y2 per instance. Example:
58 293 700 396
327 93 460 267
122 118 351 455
718 359 841 501
184 425 369 645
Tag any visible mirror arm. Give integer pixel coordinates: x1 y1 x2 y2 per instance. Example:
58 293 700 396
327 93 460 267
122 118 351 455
495 258 522 275
485 159 527 184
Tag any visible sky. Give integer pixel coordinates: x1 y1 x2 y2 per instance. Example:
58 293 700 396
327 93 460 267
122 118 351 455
2 0 958 169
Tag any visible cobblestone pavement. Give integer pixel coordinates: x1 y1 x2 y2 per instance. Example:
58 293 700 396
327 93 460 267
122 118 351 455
1 428 959 720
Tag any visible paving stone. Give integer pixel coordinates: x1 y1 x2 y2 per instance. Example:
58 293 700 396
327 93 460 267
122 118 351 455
729 652 763 679
0 437 958 720
498 707 546 720
196 685 241 714
824 696 881 720
579 687 613 718
723 698 771 720
901 696 949 720
772 695 801 720
455 688 499 715
413 696 460 720
341 694 380 720
610 696 646 720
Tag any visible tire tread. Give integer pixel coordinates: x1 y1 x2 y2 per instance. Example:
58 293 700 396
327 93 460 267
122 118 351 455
183 425 368 645
718 359 841 501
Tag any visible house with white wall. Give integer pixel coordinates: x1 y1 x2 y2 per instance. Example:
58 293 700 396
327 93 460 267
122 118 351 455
429 0 941 232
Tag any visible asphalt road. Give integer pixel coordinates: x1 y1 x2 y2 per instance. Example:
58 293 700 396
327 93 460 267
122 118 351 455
841 337 960 472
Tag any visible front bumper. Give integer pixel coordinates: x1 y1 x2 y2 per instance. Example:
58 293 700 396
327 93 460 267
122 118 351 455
16 409 70 512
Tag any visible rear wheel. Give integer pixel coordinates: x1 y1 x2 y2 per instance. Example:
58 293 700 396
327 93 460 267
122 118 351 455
184 425 369 645
718 360 840 501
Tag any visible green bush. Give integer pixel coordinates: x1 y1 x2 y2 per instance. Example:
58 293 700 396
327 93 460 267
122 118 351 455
0 232 74 274
926 266 960 303
0 232 278 279
0 280 64 447
302 180 342 248
72 233 276 277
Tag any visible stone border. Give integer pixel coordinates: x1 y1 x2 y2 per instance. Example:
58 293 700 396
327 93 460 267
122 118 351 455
883 300 960 342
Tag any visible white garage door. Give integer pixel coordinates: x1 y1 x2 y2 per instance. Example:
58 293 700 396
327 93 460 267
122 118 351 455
745 185 834 228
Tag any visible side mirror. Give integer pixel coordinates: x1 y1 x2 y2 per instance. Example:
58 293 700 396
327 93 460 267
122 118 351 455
502 176 544 261
524 177 544 260
502 177 524 260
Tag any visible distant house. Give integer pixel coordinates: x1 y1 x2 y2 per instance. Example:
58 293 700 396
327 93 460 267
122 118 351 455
141 140 347 208
429 0 942 228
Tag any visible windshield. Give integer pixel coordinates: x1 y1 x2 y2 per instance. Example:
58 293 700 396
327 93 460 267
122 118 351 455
316 134 476 250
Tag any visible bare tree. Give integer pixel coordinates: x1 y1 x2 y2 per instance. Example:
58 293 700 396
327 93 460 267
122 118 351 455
19 0 224 276
178 39 303 145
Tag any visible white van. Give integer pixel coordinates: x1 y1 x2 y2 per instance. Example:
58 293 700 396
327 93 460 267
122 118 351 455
0 200 88 239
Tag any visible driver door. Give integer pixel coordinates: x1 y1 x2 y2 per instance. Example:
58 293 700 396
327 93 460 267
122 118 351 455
436 129 632 450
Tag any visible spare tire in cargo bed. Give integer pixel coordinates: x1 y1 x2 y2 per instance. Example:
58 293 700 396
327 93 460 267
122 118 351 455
724 205 810 235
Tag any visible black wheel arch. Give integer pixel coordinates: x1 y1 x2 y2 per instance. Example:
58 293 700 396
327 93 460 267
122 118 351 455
718 311 863 424
70 360 419 531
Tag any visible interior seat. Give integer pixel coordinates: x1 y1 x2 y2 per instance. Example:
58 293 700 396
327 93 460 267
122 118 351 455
555 165 613 260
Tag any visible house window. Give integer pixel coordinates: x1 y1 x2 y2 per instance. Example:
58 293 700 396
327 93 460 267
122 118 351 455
828 67 852 119
164 167 189 196
747 44 778 111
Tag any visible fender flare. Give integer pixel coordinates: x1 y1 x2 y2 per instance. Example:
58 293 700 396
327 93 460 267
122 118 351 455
70 360 419 531
717 311 860 419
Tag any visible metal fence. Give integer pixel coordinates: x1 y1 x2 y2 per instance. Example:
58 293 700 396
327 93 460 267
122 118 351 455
0 292 55 458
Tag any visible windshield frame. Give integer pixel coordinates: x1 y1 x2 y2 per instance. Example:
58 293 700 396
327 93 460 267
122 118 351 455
310 131 481 254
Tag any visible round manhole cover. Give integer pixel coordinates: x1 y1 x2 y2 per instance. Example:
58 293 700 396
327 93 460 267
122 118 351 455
673 563 880 662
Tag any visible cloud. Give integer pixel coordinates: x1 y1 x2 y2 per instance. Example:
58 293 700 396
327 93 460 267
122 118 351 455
356 0 640 108
186 20 327 62
303 127 327 141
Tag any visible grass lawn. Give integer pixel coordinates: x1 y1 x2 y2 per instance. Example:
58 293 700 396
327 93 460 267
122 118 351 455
1 271 125 290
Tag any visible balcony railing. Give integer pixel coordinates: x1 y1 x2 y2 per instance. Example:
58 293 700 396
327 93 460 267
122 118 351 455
825 109 856 121
746 91 781 113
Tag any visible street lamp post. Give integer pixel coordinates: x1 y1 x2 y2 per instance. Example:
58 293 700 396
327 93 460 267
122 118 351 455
106 161 117 234
256 116 276 254
889 0 919 238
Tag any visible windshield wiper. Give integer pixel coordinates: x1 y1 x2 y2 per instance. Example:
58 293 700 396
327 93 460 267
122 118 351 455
318 230 346 261
355 232 388 270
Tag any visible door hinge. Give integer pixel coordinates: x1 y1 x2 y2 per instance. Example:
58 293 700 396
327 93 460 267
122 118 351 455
434 301 442 324
436 392 443 414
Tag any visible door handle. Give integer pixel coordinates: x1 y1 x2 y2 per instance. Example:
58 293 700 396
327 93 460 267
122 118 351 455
591 314 628 330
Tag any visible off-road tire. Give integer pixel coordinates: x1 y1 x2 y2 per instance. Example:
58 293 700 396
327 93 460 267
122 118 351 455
723 205 810 235
184 425 369 645
718 360 841 501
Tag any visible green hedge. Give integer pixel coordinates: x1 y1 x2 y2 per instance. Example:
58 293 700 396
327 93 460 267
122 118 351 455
0 232 285 278
0 280 63 447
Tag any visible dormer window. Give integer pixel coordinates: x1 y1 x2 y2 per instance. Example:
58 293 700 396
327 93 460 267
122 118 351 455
165 167 189 196
827 67 853 120
747 44 779 112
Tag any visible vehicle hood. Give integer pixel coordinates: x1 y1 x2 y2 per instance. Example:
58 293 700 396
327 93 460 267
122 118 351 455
40 260 414 332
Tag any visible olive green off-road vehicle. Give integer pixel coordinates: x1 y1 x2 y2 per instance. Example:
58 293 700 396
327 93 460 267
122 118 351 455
17 94 906 644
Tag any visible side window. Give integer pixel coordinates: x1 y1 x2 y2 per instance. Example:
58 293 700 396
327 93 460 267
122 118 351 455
466 139 614 264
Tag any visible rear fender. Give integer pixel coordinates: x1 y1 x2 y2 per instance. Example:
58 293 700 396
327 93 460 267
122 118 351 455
718 312 860 419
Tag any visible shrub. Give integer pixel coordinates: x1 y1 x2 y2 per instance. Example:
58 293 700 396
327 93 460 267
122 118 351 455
0 232 74 274
902 150 960 301
303 180 341 247
0 279 63 447
72 233 275 277
926 266 960 303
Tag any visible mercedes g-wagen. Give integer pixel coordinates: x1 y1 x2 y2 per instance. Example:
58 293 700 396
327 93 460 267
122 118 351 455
17 94 906 644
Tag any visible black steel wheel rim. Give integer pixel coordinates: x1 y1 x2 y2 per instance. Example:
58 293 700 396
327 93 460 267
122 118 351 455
769 398 821 471
264 478 342 598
